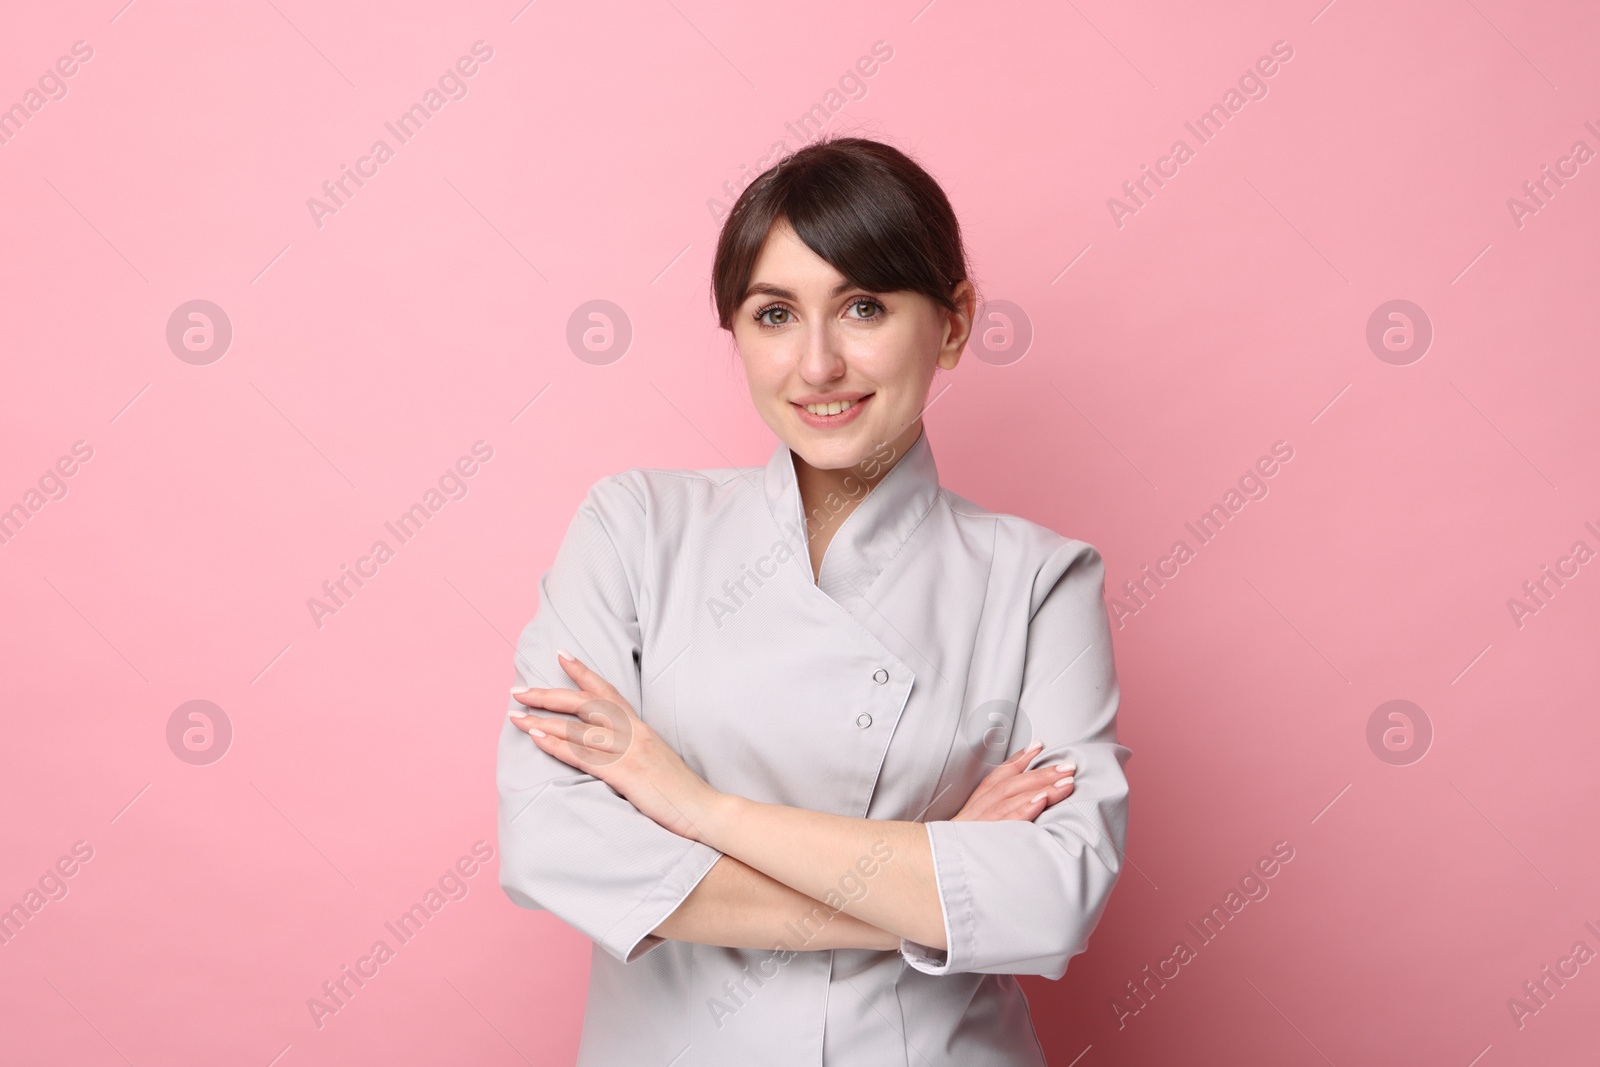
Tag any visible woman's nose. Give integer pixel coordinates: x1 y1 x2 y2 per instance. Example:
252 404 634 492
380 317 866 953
798 326 848 383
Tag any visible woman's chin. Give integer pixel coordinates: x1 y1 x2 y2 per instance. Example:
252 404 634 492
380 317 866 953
785 432 880 473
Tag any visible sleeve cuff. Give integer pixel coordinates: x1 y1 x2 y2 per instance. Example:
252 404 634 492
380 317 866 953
606 838 724 964
899 822 958 975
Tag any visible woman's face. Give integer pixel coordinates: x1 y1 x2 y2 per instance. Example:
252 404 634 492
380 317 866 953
730 217 975 473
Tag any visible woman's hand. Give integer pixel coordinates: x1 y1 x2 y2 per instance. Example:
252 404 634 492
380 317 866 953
509 651 723 844
951 740 1077 822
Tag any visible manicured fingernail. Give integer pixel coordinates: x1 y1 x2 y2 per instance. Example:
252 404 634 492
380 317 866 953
1055 763 1076 773
1031 791 1048 803
1027 740 1044 751
528 728 546 737
1054 777 1073 788
556 649 575 662
511 685 530 694
508 708 530 719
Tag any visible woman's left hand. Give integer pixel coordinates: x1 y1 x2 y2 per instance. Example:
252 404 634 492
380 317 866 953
509 651 724 845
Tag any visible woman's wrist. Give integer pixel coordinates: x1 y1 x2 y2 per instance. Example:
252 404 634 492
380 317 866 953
692 790 746 850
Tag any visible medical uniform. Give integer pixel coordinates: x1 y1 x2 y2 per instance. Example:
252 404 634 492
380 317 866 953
497 427 1131 1065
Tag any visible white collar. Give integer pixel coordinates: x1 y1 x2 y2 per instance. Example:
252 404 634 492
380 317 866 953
762 426 943 601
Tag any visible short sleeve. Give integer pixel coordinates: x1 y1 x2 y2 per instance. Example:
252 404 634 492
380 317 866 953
899 539 1131 979
497 475 723 964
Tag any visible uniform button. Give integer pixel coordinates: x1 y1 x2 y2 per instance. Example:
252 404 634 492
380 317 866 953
856 713 873 729
872 669 889 684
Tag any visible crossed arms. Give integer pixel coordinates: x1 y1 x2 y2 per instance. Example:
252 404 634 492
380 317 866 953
495 480 1128 977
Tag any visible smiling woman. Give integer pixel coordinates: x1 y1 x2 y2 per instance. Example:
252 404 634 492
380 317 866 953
709 138 979 579
498 135 1132 1067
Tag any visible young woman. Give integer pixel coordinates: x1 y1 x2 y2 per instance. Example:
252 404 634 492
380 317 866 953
499 136 1131 1066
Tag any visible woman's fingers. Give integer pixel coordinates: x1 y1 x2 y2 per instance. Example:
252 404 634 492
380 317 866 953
1031 775 1077 813
523 723 612 773
510 651 632 717
992 765 1077 819
995 767 1074 805
969 741 1045 796
510 686 589 715
1005 741 1044 769
979 750 1073 796
556 650 629 707
511 710 626 752
959 743 1052 813
952 750 1078 822
1006 786 1071 822
512 682 635 733
1034 762 1077 795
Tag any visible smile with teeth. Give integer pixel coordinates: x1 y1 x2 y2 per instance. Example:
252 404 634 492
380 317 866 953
803 398 859 416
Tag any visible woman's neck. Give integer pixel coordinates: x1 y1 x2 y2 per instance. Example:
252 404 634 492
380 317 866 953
794 419 924 582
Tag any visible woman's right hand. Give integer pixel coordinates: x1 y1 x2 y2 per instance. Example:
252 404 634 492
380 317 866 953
950 740 1077 822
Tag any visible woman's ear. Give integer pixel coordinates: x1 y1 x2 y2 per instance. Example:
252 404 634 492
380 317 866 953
938 281 978 368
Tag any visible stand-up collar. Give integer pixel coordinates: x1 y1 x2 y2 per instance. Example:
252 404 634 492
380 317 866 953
762 426 942 601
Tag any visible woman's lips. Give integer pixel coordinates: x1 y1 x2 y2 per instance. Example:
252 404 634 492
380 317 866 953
793 393 872 429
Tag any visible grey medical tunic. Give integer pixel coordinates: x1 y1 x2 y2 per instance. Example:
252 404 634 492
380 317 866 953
497 427 1131 1066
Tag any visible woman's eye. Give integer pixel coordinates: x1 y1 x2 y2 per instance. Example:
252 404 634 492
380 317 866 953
755 305 791 327
754 298 881 328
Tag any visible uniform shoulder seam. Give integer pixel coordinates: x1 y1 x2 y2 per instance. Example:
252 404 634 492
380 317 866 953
944 490 1086 547
612 465 761 490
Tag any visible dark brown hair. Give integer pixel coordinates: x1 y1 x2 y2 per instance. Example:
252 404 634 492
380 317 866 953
710 135 977 331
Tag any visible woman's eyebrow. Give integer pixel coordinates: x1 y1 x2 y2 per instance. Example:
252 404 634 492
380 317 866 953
743 279 863 302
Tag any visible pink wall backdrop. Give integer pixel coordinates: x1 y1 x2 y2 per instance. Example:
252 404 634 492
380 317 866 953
2 0 1597 1063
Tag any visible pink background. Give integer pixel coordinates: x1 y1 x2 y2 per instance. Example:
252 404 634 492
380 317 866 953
3 1 1598 1063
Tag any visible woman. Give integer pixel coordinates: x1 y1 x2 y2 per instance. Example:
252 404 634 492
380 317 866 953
499 136 1131 1066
